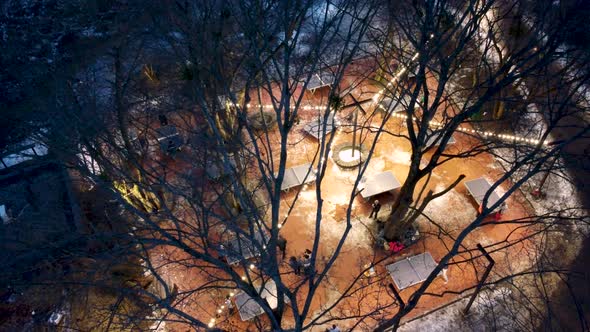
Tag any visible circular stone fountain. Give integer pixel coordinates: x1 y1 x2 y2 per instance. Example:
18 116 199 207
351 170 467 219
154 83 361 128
332 143 368 168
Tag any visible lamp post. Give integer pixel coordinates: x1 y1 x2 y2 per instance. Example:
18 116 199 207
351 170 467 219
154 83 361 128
349 94 366 158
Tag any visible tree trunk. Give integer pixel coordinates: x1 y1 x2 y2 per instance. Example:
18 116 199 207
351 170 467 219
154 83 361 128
384 164 421 240
384 198 412 241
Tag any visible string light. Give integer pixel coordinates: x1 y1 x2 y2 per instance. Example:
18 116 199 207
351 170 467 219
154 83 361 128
207 290 240 328
241 103 328 110
237 54 543 148
377 107 543 145
370 43 546 146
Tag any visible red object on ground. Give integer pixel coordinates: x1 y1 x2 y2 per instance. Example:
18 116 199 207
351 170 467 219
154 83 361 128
494 212 502 221
531 188 543 198
389 241 405 253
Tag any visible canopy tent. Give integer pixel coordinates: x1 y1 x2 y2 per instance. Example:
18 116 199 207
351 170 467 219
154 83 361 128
280 163 316 191
464 178 502 211
386 252 438 290
234 280 290 321
302 112 338 140
223 229 269 265
306 71 335 91
156 125 183 152
358 171 401 199
377 94 415 115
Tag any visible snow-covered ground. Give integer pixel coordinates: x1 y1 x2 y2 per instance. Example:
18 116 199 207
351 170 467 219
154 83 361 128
289 187 374 250
398 287 521 332
402 6 590 330
422 186 478 232
381 148 412 166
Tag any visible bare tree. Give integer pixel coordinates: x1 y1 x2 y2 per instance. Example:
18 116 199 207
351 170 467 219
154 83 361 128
6 0 589 331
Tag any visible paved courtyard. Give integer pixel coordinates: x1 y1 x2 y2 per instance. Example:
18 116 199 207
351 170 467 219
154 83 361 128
144 61 537 331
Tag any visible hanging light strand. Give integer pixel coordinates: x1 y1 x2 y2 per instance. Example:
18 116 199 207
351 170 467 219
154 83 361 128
371 46 545 146
206 264 257 328
380 108 545 145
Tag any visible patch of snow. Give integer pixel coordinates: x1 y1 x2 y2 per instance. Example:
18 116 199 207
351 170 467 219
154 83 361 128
168 31 184 40
422 187 477 230
76 146 102 176
149 320 167 332
291 188 373 249
399 288 523 332
365 157 386 174
514 104 546 140
495 147 585 222
527 164 584 216
80 26 105 38
381 147 411 166
329 163 360 185
339 148 361 162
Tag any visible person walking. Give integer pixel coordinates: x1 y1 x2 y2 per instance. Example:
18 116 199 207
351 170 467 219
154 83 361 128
277 236 287 260
369 200 381 219
289 256 301 275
